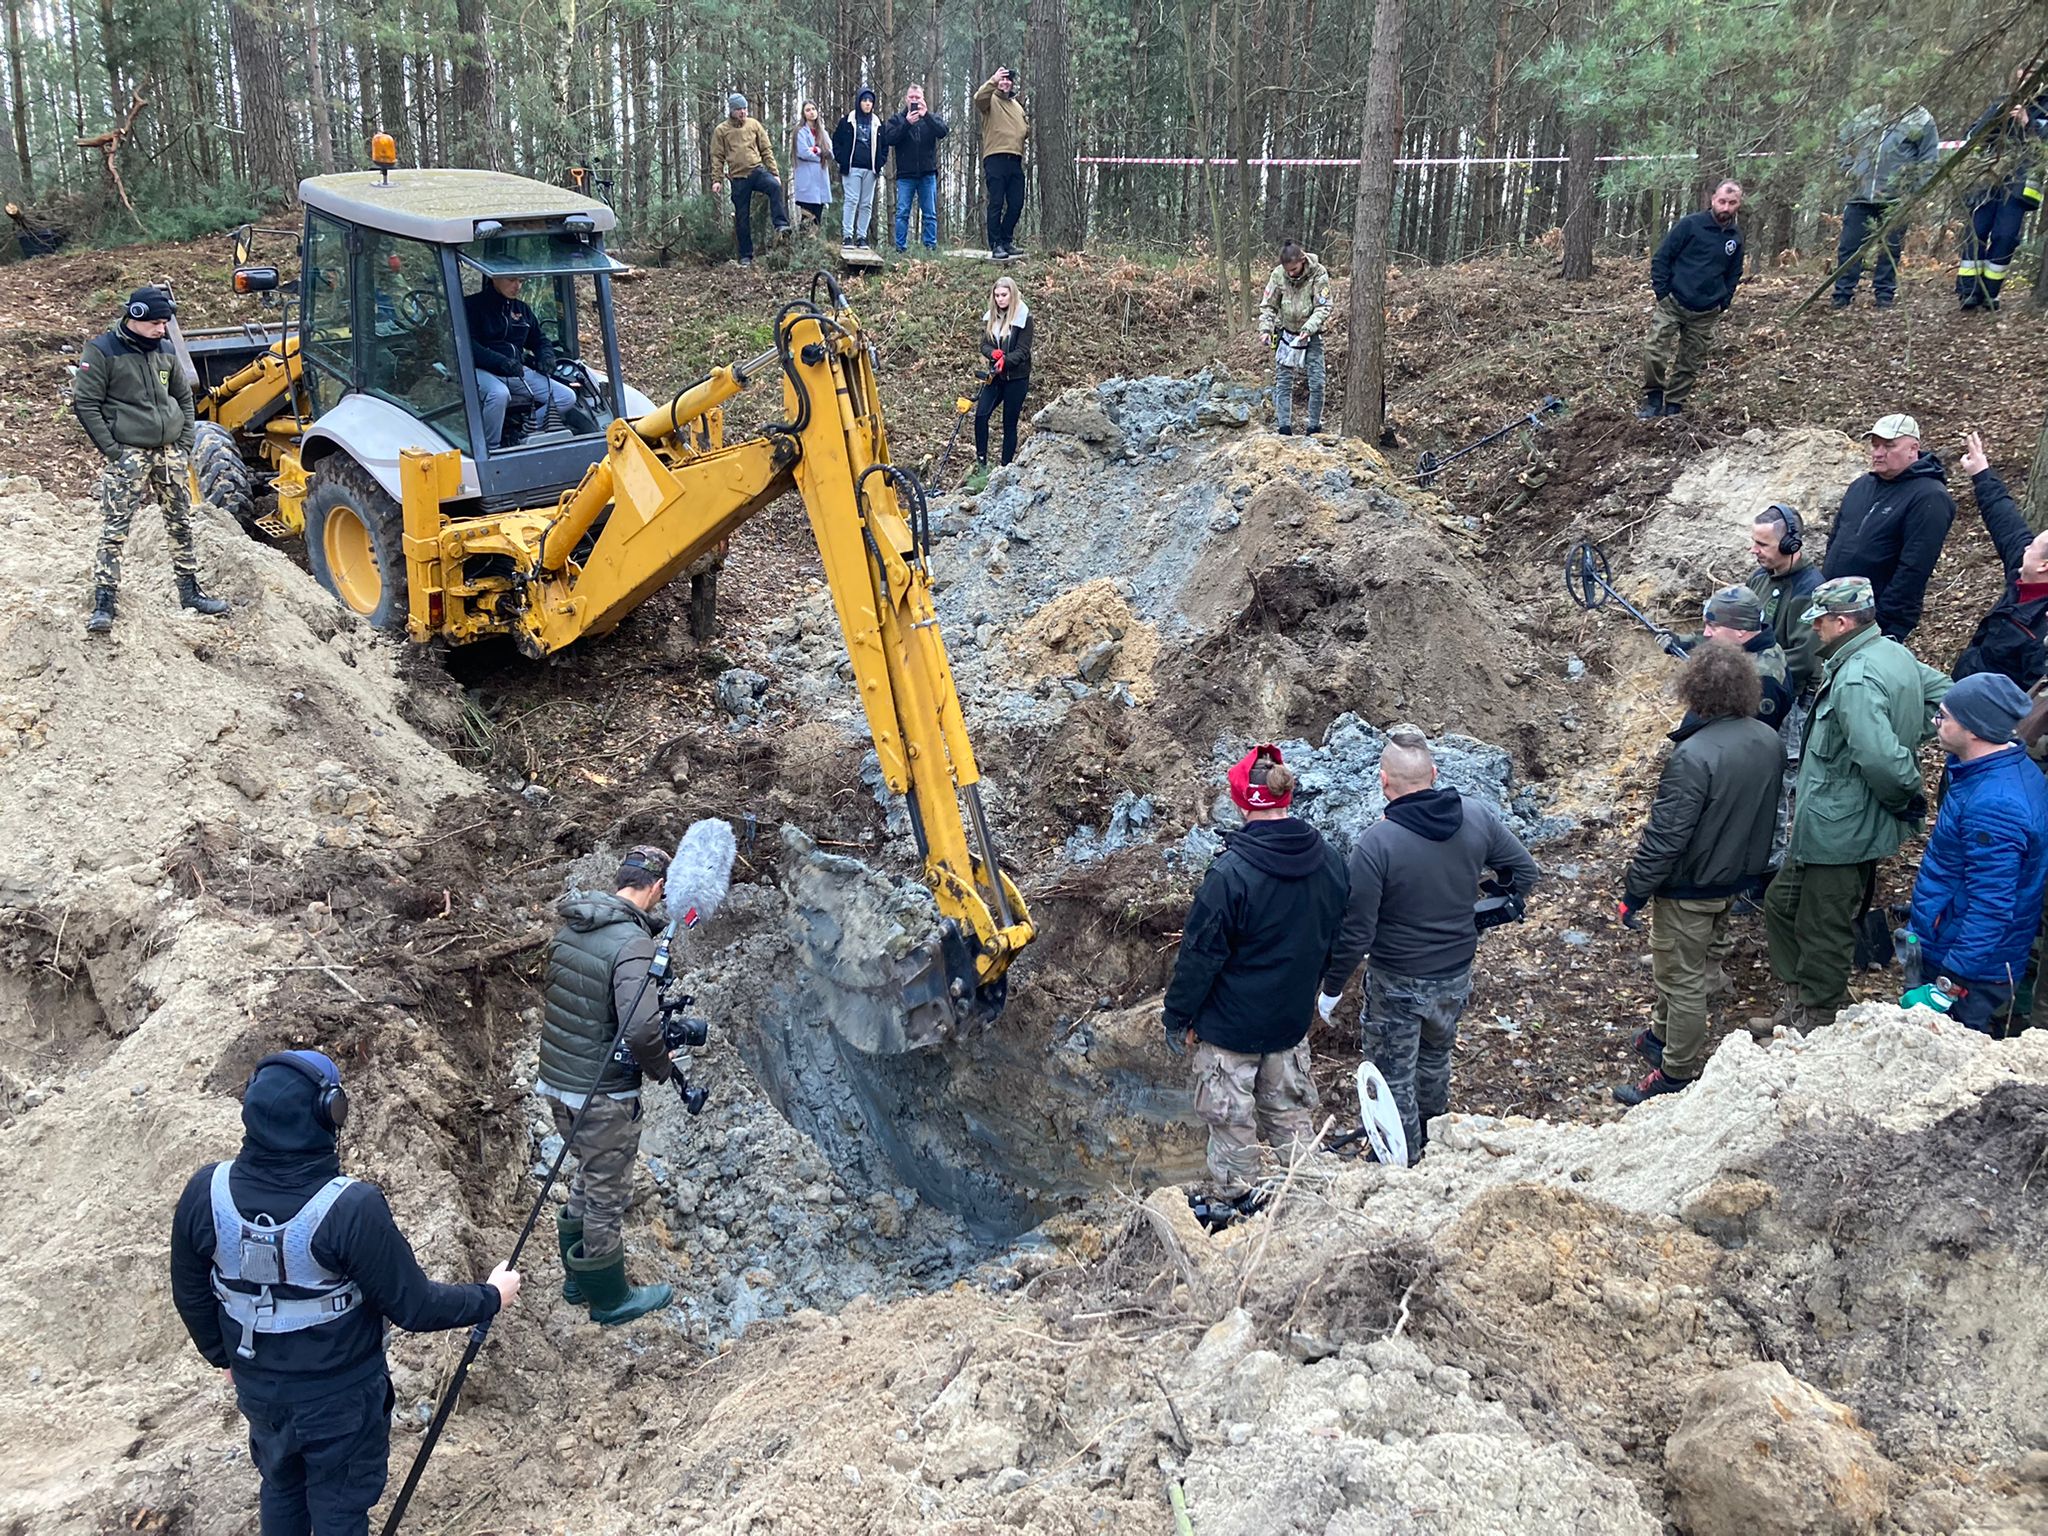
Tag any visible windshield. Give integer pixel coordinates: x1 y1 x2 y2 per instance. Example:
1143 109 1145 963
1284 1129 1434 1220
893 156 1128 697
459 231 625 278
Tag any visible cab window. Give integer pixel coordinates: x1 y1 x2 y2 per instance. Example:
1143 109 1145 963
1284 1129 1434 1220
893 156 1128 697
301 211 355 413
360 230 470 453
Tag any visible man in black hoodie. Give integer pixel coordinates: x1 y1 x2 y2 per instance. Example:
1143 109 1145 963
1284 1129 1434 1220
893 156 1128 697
170 1050 518 1536
1316 729 1542 1154
1819 412 1954 642
1163 745 1348 1199
1639 179 1745 419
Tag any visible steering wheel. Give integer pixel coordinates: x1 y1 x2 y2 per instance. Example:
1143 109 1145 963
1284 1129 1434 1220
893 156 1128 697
550 357 589 386
395 288 439 331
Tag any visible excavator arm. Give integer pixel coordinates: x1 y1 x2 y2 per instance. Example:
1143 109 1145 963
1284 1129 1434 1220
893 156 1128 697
397 274 1033 1048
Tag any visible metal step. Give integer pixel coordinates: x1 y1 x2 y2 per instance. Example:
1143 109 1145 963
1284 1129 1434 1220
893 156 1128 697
253 513 294 538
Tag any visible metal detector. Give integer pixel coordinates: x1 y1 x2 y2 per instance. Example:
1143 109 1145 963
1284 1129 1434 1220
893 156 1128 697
1562 540 1688 658
1417 395 1566 483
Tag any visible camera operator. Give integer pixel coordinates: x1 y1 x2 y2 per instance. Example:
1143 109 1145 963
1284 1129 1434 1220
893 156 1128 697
534 844 679 1326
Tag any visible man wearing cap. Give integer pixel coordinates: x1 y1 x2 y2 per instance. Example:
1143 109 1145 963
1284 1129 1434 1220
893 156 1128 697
1639 179 1745 419
170 1050 520 1535
1316 729 1543 1156
1952 430 2048 689
1171 749 1343 1212
1163 746 1347 1212
1694 585 1792 730
1902 672 2048 1034
832 87 885 248
710 94 790 268
1615 644 1783 1103
72 285 231 634
1818 414 1954 643
536 844 679 1323
1764 576 1949 1031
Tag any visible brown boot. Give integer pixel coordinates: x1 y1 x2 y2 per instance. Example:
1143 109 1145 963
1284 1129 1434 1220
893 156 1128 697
1746 986 1797 1039
1794 1003 1837 1035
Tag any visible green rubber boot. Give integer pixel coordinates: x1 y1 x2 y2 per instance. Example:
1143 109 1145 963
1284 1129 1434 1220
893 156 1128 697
565 1240 674 1326
556 1212 584 1304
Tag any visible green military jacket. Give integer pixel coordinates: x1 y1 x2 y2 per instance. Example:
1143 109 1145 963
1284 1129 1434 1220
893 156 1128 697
1258 254 1333 339
1790 623 1950 866
72 325 194 458
1748 558 1819 692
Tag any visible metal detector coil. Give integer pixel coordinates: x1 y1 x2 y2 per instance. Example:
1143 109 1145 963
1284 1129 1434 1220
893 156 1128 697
1563 539 1688 657
1417 395 1566 483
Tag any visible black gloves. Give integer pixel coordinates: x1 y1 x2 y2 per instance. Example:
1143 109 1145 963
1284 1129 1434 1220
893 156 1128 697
1163 1016 1190 1058
1896 791 1928 826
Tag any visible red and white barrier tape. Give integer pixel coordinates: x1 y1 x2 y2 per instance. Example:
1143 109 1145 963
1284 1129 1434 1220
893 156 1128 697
1078 144 1967 168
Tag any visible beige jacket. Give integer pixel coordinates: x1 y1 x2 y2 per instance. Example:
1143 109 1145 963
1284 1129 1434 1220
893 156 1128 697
711 116 778 181
974 81 1030 159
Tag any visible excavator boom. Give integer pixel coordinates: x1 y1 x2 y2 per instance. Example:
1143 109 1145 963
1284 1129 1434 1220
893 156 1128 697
395 275 1033 1047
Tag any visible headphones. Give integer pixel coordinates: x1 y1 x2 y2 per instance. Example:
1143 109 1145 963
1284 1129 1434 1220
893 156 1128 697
1766 502 1803 556
249 1051 350 1134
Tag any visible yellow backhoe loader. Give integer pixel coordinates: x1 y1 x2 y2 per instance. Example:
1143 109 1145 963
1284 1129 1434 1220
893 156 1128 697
173 160 1032 1049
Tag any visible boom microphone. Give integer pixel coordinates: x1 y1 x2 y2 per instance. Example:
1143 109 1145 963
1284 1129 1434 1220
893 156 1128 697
664 817 738 933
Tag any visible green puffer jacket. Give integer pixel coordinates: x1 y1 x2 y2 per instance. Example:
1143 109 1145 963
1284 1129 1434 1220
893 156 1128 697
72 325 194 458
538 891 671 1098
1789 623 1950 866
1258 254 1333 339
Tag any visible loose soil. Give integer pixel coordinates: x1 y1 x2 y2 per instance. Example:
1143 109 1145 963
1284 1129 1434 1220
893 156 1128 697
0 227 2041 1536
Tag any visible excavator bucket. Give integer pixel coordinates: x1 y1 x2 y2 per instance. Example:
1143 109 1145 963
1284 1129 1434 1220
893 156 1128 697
842 919 1007 1055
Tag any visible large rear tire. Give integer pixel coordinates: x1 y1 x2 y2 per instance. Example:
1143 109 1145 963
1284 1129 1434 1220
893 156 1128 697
304 457 408 633
191 421 257 532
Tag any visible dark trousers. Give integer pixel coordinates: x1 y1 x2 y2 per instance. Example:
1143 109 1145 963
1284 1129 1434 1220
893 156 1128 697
1835 200 1903 304
984 153 1025 250
1764 858 1876 1012
1949 976 2018 1037
975 372 1030 465
238 1372 392 1536
1958 191 2031 307
731 166 789 260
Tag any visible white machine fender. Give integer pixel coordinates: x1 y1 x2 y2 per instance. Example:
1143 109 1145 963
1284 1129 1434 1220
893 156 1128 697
300 395 481 501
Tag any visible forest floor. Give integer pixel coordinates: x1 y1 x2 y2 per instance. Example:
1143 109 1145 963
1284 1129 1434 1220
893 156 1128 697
0 227 2042 1535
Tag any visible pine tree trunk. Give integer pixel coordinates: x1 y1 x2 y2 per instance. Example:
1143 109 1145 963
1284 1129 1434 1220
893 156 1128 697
1026 0 1083 252
450 0 499 168
2025 403 2048 533
1341 0 1406 441
229 0 297 196
95 0 118 118
4 0 31 194
303 0 337 173
1561 114 1596 279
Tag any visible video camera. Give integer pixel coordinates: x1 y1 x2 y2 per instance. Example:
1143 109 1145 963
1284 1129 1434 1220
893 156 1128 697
608 992 712 1115
1473 874 1526 933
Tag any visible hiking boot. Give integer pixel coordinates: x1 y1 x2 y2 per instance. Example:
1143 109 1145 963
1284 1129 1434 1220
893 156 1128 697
964 460 992 494
556 1211 585 1305
1636 390 1665 420
1829 296 1852 310
1304 422 1322 436
177 575 228 617
1874 297 1895 310
1660 400 1686 416
1633 1028 1666 1067
1794 1004 1836 1034
1276 424 1293 436
1005 244 1026 259
84 584 116 635
1614 1067 1692 1106
737 256 753 269
566 1240 673 1326
1704 965 1735 999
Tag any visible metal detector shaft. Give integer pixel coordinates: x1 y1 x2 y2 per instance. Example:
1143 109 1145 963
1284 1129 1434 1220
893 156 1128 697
1417 395 1565 483
1562 540 1688 657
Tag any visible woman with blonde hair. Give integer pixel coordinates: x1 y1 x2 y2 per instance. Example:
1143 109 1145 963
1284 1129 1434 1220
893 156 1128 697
791 101 831 232
964 274 1034 492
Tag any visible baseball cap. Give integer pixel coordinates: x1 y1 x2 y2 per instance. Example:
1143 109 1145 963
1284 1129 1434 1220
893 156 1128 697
1802 575 1876 623
617 844 672 884
1868 413 1920 441
1703 585 1764 630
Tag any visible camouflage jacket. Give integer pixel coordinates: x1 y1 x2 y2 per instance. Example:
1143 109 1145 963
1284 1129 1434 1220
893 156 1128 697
1258 254 1332 340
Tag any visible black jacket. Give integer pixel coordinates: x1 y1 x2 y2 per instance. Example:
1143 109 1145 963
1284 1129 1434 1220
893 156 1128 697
881 109 950 178
1820 453 1955 641
1962 91 2048 202
1650 210 1744 312
979 311 1033 377
169 1063 498 1404
464 286 556 378
1953 467 2048 688
1623 714 1784 905
1750 558 1823 692
1320 788 1543 989
833 108 883 174
1163 818 1349 1056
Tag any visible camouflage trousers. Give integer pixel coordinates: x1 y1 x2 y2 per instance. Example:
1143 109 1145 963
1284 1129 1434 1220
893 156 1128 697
1190 1039 1320 1197
546 1092 645 1259
94 445 201 588
1359 963 1473 1152
1641 296 1722 405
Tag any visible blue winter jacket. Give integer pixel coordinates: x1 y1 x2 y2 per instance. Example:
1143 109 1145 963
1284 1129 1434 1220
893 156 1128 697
1909 746 2048 985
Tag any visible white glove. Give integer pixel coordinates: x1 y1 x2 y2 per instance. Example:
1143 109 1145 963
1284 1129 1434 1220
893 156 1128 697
1316 991 1341 1023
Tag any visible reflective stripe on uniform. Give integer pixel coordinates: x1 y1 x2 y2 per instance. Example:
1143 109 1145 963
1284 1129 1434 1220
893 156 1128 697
1957 262 1983 276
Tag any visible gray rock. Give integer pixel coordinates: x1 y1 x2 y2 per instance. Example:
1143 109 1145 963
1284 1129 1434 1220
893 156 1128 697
716 668 770 719
1076 639 1121 683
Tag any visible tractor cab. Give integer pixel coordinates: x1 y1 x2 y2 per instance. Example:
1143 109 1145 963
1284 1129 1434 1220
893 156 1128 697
290 169 654 515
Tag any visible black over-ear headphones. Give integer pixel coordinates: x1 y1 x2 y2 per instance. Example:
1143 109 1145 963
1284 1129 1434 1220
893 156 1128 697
249 1052 350 1133
1766 502 1803 556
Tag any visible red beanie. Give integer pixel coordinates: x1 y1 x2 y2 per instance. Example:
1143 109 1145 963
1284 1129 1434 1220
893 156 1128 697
1228 745 1291 812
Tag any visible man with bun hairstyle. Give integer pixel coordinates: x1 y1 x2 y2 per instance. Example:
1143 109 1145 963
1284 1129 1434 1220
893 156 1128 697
535 844 680 1323
1317 727 1542 1155
1163 745 1348 1207
72 284 231 634
170 1050 520 1535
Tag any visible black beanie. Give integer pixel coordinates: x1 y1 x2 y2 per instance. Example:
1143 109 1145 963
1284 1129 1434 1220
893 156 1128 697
125 286 176 322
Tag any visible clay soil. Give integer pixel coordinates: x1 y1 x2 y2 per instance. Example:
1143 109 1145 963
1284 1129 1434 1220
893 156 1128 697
0 225 2043 1536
